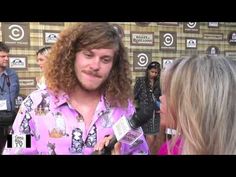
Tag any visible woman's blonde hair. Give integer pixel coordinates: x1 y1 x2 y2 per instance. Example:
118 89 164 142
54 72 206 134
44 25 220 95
161 55 236 154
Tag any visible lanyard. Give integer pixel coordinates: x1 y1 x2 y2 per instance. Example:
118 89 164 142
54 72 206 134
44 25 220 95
0 74 6 93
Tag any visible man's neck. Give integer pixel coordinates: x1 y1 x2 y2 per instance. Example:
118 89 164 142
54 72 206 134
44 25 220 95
68 86 102 109
69 86 101 129
0 67 6 73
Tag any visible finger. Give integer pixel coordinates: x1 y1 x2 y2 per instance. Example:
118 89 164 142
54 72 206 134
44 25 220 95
94 135 112 151
94 138 106 151
112 142 121 155
105 135 113 146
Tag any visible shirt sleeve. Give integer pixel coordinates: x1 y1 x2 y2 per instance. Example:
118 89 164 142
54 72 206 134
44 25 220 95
2 95 39 155
9 70 20 111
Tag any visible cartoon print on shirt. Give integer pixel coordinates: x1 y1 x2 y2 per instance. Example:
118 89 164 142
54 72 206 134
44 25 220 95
100 109 114 128
47 142 56 155
75 112 84 122
85 125 97 147
19 112 32 134
69 128 84 153
31 129 40 140
24 96 33 112
49 112 69 138
35 93 50 115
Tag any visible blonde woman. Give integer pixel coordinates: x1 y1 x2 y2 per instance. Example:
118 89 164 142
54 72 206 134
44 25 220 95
36 46 51 89
160 55 236 154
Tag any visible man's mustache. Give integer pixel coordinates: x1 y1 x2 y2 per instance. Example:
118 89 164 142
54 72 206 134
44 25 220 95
83 70 102 78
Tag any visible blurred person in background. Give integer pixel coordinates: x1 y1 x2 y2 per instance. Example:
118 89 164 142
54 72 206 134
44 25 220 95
36 46 51 90
0 42 19 154
134 61 161 154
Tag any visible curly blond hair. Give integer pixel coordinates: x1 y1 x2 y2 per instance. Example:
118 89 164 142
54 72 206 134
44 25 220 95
44 22 132 107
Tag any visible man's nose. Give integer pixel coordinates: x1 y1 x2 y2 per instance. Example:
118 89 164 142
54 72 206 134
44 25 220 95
90 58 100 71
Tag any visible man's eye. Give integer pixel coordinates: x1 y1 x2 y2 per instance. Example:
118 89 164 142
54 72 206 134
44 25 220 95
83 51 93 58
85 53 92 57
102 58 111 63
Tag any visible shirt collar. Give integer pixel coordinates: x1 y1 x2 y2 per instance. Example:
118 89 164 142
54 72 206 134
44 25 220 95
51 91 110 115
95 95 111 117
0 70 8 77
49 90 69 109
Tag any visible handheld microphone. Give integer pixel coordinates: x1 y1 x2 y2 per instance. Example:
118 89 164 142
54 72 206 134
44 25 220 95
92 103 155 155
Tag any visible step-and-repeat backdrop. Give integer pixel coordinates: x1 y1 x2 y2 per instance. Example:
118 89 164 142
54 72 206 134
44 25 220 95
1 22 236 96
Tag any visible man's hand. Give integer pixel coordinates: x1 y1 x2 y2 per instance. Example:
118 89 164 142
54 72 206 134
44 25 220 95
94 135 121 155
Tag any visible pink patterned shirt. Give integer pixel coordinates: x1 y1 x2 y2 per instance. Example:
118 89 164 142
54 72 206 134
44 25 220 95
3 89 149 155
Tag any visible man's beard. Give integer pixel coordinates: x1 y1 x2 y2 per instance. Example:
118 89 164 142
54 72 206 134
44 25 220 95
76 78 107 93
0 64 7 70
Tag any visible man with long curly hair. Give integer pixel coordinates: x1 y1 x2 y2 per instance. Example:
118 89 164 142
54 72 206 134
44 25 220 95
2 23 149 155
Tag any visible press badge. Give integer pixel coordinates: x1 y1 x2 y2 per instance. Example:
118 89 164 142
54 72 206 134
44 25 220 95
0 99 7 110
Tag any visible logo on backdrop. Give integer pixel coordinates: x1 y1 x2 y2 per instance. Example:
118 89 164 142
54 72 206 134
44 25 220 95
131 32 154 46
162 58 175 69
228 31 236 45
183 22 199 33
186 38 197 49
1 23 30 47
133 51 152 72
9 56 27 69
160 32 176 51
43 31 59 45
